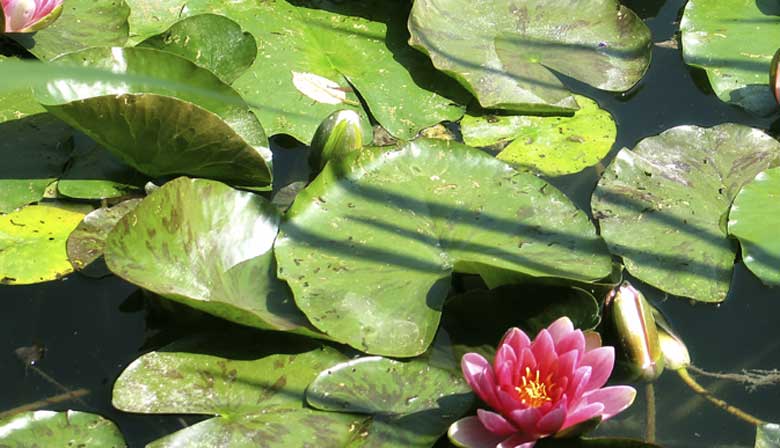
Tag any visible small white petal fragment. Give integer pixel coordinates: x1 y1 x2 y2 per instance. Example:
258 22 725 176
291 71 347 104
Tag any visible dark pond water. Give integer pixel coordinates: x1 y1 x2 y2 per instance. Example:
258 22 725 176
2 0 779 446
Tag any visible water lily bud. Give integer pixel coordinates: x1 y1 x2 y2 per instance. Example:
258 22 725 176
1 0 64 33
771 48 780 104
651 306 691 370
309 109 363 172
606 281 664 382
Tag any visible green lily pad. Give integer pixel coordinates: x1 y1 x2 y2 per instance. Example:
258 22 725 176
138 14 256 84
681 0 780 116
306 356 473 447
0 114 74 213
67 199 142 274
408 0 651 113
757 423 780 448
463 96 616 176
729 167 780 286
275 138 612 357
0 56 47 123
104 177 315 334
0 410 125 447
113 332 363 447
592 124 780 302
0 204 86 284
8 0 130 61
125 0 467 141
34 46 272 188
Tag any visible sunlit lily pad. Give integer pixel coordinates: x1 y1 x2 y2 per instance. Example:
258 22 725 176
275 138 612 357
34 47 272 188
681 0 780 116
408 0 651 113
729 167 780 286
0 410 125 447
113 332 362 447
307 356 473 447
125 0 467 141
757 423 780 448
138 14 256 84
462 95 616 176
592 124 780 302
7 0 130 61
0 56 47 123
0 204 86 284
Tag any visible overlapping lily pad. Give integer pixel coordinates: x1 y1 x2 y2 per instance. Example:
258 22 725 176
104 177 314 334
729 167 780 286
0 204 86 284
34 46 272 188
307 356 473 447
462 95 616 176
592 124 780 302
125 0 467 141
0 410 125 447
408 0 651 113
681 0 780 116
0 56 47 123
275 138 612 357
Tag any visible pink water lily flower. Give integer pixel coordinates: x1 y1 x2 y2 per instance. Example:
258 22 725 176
2 0 63 33
450 317 637 448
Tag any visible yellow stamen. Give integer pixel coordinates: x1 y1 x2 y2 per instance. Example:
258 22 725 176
515 366 555 408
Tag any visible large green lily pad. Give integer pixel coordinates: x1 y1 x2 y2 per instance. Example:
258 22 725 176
757 423 780 448
33 46 272 188
104 177 315 334
0 410 125 447
113 333 363 447
307 356 473 447
275 138 612 357
462 95 616 176
0 56 47 123
408 0 651 113
0 204 86 284
8 0 130 61
681 0 780 116
138 14 257 84
0 114 74 213
592 124 780 302
125 0 467 141
729 167 780 286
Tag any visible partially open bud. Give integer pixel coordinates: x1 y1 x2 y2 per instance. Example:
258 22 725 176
772 48 780 104
1 0 63 33
606 281 664 381
652 306 691 370
309 109 363 172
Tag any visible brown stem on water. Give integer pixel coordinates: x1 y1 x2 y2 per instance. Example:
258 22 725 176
0 388 90 419
676 368 765 426
688 364 780 392
645 383 656 443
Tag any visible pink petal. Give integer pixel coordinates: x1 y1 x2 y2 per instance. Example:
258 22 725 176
583 330 602 352
498 434 537 448
562 402 604 429
581 346 615 391
462 354 499 408
448 416 507 448
567 366 592 401
517 347 537 376
477 409 518 437
496 387 524 414
508 407 542 437
546 316 574 345
530 329 557 374
556 350 578 383
500 327 531 355
496 360 515 388
536 405 566 435
556 330 585 360
581 385 637 420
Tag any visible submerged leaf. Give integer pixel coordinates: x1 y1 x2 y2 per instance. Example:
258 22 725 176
0 410 125 447
757 423 780 448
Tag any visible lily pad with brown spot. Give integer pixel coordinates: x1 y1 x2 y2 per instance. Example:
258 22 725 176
0 410 126 447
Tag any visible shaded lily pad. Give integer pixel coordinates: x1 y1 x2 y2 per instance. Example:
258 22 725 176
34 46 272 188
592 124 780 302
307 356 473 447
462 95 616 176
681 0 780 116
0 204 86 284
0 56 47 123
0 410 125 447
0 114 73 213
104 177 315 334
408 0 651 113
275 138 612 357
139 14 257 84
729 167 780 286
113 332 363 447
757 423 780 448
7 0 130 61
125 0 468 141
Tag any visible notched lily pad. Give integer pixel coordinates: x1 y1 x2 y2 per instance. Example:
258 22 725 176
275 138 611 357
104 177 315 334
729 167 780 286
592 123 780 302
0 410 125 447
0 204 86 285
34 46 272 188
408 0 651 113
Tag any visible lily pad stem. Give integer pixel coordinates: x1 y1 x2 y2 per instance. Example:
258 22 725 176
676 368 765 426
645 383 656 443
